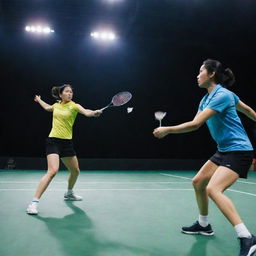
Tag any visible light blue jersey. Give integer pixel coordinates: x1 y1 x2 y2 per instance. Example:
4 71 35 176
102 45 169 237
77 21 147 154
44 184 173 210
198 84 253 152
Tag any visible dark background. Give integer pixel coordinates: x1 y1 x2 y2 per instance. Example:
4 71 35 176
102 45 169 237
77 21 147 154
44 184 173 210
1 0 256 159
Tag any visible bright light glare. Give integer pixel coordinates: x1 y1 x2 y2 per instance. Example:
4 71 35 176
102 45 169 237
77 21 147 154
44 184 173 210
91 32 99 38
36 26 42 32
108 33 115 40
43 27 51 33
91 31 117 41
25 25 54 34
104 0 123 3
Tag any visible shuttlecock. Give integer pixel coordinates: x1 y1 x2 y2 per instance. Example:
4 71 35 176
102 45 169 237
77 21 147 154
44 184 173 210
154 111 166 121
127 107 133 113
154 111 166 127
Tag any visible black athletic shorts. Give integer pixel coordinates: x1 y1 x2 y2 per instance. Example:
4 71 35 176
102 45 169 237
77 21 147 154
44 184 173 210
210 150 254 178
46 137 76 158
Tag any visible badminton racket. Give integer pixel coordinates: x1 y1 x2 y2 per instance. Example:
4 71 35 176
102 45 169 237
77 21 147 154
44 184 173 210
100 91 132 111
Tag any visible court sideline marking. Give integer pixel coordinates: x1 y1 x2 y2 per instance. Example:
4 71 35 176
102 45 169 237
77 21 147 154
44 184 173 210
160 173 256 197
0 181 190 184
0 188 193 191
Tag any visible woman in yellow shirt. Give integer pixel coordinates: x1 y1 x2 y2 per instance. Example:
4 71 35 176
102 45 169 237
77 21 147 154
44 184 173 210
27 84 102 215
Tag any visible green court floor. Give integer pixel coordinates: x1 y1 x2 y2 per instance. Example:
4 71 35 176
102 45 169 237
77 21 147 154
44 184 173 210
1 170 256 256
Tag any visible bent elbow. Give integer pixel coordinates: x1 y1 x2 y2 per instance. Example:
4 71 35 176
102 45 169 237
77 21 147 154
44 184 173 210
191 122 201 131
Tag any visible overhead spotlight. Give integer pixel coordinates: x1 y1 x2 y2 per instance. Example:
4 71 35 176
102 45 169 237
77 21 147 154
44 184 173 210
36 26 42 33
90 31 117 41
100 32 108 40
91 32 99 38
103 0 123 3
108 33 116 40
25 25 54 34
43 27 51 33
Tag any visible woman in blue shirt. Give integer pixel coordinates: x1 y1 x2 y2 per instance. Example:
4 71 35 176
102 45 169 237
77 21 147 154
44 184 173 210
153 59 256 256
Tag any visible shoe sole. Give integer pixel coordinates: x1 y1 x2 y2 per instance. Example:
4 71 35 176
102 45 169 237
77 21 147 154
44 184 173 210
248 245 256 256
64 198 82 201
181 230 214 236
26 211 38 215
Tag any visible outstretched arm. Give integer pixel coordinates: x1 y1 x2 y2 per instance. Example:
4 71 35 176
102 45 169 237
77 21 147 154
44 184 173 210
236 100 256 121
34 95 53 112
77 104 102 117
153 108 216 139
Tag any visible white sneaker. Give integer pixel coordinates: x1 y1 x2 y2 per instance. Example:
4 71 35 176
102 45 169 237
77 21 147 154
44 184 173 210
64 192 82 201
26 202 38 215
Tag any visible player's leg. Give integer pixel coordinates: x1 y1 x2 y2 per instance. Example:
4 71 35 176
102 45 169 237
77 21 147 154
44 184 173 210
193 160 218 216
61 156 82 201
181 160 218 235
207 166 256 256
207 166 240 225
26 154 60 214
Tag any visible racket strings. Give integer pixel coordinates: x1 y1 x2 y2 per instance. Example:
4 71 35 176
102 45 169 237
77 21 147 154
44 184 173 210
112 92 132 106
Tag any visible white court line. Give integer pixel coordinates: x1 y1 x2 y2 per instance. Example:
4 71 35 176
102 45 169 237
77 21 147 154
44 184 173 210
160 172 256 185
160 173 192 180
227 189 256 197
160 173 256 197
0 188 193 191
1 178 255 185
0 181 190 184
236 180 256 185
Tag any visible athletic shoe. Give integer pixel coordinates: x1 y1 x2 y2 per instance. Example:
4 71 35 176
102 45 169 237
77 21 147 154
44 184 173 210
64 192 82 201
238 234 256 256
26 202 38 215
181 221 214 236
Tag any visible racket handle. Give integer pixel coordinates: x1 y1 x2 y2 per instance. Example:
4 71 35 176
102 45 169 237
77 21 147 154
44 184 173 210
159 120 162 127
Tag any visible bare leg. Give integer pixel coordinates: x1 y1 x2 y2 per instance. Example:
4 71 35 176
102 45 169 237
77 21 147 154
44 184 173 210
206 166 241 226
34 154 59 199
61 156 80 190
192 160 218 215
208 170 256 256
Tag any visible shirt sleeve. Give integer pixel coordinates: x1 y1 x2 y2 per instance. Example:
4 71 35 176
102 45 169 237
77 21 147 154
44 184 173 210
73 102 79 112
198 99 204 111
198 95 207 111
233 93 240 105
207 91 232 112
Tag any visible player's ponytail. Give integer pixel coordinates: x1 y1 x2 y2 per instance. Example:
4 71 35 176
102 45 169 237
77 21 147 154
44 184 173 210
51 84 73 100
222 68 235 88
203 59 235 88
51 86 61 100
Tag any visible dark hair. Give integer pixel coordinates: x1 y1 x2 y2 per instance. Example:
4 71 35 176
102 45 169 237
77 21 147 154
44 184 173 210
203 59 235 88
51 84 73 100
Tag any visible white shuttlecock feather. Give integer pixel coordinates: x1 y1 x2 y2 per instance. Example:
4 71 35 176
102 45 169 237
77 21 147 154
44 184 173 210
127 107 133 113
154 111 166 121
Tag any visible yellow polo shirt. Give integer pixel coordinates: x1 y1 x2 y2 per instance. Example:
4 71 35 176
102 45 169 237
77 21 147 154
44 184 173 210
49 101 79 139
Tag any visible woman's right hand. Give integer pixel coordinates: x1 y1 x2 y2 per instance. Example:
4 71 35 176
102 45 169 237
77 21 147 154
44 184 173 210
93 109 103 117
34 95 41 102
153 127 169 139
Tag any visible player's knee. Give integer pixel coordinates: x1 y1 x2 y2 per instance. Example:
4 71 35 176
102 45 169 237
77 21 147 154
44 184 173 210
47 169 58 178
192 177 204 190
71 167 80 175
76 168 80 175
206 185 216 198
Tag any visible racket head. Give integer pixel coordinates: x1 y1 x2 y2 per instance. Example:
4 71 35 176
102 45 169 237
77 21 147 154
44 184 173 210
112 91 132 106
